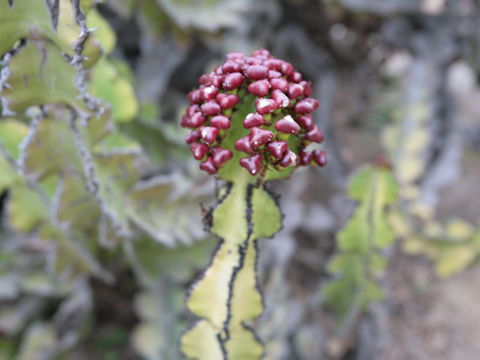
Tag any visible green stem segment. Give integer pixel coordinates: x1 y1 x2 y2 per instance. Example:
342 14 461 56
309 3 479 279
181 175 282 360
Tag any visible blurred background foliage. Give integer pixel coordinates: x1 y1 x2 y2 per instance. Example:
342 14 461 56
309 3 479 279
0 0 480 359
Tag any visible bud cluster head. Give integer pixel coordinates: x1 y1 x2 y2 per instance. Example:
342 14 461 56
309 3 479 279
182 49 327 180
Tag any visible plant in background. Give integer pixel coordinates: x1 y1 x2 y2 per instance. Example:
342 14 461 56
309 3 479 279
322 161 398 328
180 49 327 359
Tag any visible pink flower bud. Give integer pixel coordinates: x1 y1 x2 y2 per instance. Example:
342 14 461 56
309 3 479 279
271 89 290 108
305 126 324 143
255 98 278 115
234 135 254 154
187 104 200 117
252 49 270 57
296 115 314 130
248 79 270 97
263 59 282 70
268 70 282 79
280 150 300 167
294 99 314 114
270 78 289 92
280 61 294 76
190 142 209 160
300 81 312 96
222 60 241 73
226 52 245 60
199 126 219 145
212 147 233 167
212 75 223 88
288 71 302 83
240 154 263 175
274 115 301 134
185 130 200 144
288 83 304 99
245 57 263 65
312 150 327 167
304 97 319 110
200 86 218 101
300 151 313 165
222 72 244 90
245 65 269 80
243 113 265 128
249 127 273 148
188 89 202 104
201 101 221 116
189 112 206 127
216 93 239 109
266 141 289 160
210 115 231 129
200 156 218 174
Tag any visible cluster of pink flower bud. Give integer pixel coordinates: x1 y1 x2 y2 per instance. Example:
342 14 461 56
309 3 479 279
182 49 327 176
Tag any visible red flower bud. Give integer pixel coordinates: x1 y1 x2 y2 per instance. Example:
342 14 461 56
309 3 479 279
305 126 324 143
243 113 265 128
280 150 300 167
312 150 327 167
245 65 269 80
300 81 312 96
199 126 219 145
200 156 218 174
189 112 206 127
252 49 270 57
270 78 289 92
212 147 233 167
288 71 302 83
280 61 294 76
255 98 278 115
296 115 314 130
248 79 270 97
216 93 239 109
304 97 319 110
234 135 254 154
288 83 304 99
271 89 290 108
222 72 244 90
300 151 313 165
268 70 282 79
200 86 219 101
201 101 221 116
210 115 231 129
240 154 263 175
263 59 282 71
187 104 200 117
294 99 314 114
185 130 201 144
226 52 245 60
249 127 274 148
266 141 289 160
190 142 209 160
222 60 241 73
274 115 301 134
188 89 202 104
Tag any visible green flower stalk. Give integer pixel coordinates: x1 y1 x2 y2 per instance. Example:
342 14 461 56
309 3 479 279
181 49 327 359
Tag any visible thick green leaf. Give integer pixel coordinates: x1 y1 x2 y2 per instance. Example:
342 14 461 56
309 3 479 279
181 320 224 360
0 0 101 65
89 58 139 123
2 41 87 115
7 185 48 232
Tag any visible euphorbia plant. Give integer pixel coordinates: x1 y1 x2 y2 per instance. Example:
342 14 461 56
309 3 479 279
180 49 326 359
